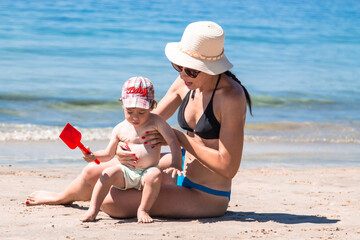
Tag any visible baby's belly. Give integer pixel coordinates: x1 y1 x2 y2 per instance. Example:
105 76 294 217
128 143 160 169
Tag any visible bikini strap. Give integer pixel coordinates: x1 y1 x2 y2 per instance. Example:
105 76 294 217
191 74 221 100
210 74 221 100
191 90 195 99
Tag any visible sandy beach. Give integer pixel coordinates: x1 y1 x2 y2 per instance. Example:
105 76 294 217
1 0 360 239
1 141 359 240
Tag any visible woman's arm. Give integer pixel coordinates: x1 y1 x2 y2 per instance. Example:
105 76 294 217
152 76 183 120
175 89 247 180
144 77 185 146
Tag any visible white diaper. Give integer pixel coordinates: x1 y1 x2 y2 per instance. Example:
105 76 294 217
113 164 148 190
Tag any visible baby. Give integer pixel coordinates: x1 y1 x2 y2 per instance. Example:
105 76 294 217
80 76 182 223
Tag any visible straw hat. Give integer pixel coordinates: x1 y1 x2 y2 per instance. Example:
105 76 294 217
165 21 233 75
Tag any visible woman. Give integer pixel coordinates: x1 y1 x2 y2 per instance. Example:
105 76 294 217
27 21 252 218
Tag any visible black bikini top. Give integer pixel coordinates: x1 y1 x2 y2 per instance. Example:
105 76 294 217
177 75 221 139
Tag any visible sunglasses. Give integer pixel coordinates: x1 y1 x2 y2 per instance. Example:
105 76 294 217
171 63 201 78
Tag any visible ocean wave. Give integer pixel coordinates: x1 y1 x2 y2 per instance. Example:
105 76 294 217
0 123 112 142
0 93 48 102
251 94 337 108
1 122 359 144
245 121 360 144
0 92 118 106
0 92 121 114
244 135 360 144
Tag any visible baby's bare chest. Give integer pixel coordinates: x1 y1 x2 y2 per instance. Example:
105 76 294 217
118 125 160 169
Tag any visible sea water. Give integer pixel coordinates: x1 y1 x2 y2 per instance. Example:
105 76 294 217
1 0 359 164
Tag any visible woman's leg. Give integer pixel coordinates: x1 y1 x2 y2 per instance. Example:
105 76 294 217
101 153 228 219
80 164 125 222
26 158 119 205
137 167 162 223
101 184 229 219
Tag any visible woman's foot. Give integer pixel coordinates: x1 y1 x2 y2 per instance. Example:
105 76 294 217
80 207 98 222
26 191 64 205
137 209 153 223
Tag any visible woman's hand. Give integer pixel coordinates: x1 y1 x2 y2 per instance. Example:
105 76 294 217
143 130 167 148
116 142 138 169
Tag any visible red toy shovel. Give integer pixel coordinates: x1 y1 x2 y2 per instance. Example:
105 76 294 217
59 123 100 165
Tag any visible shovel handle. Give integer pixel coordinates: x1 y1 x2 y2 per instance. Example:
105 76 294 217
78 142 100 165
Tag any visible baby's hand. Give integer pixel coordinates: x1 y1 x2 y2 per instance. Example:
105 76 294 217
81 147 96 163
163 167 183 179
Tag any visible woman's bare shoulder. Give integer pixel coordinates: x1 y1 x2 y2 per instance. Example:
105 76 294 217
218 76 246 108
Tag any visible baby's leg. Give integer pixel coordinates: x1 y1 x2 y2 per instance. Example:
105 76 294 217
137 167 162 223
80 165 125 222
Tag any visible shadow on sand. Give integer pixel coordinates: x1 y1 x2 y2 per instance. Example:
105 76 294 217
108 211 340 225
65 203 340 225
198 211 340 224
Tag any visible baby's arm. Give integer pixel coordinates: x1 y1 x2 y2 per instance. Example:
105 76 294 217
82 124 121 163
153 114 183 172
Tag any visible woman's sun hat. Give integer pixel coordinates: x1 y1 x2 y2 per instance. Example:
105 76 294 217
165 21 233 75
121 76 154 109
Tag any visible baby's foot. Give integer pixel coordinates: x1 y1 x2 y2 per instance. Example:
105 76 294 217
80 207 97 222
137 209 153 223
26 191 62 205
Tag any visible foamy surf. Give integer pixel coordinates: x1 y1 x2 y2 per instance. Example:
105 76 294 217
245 121 360 144
1 121 359 144
0 123 112 142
